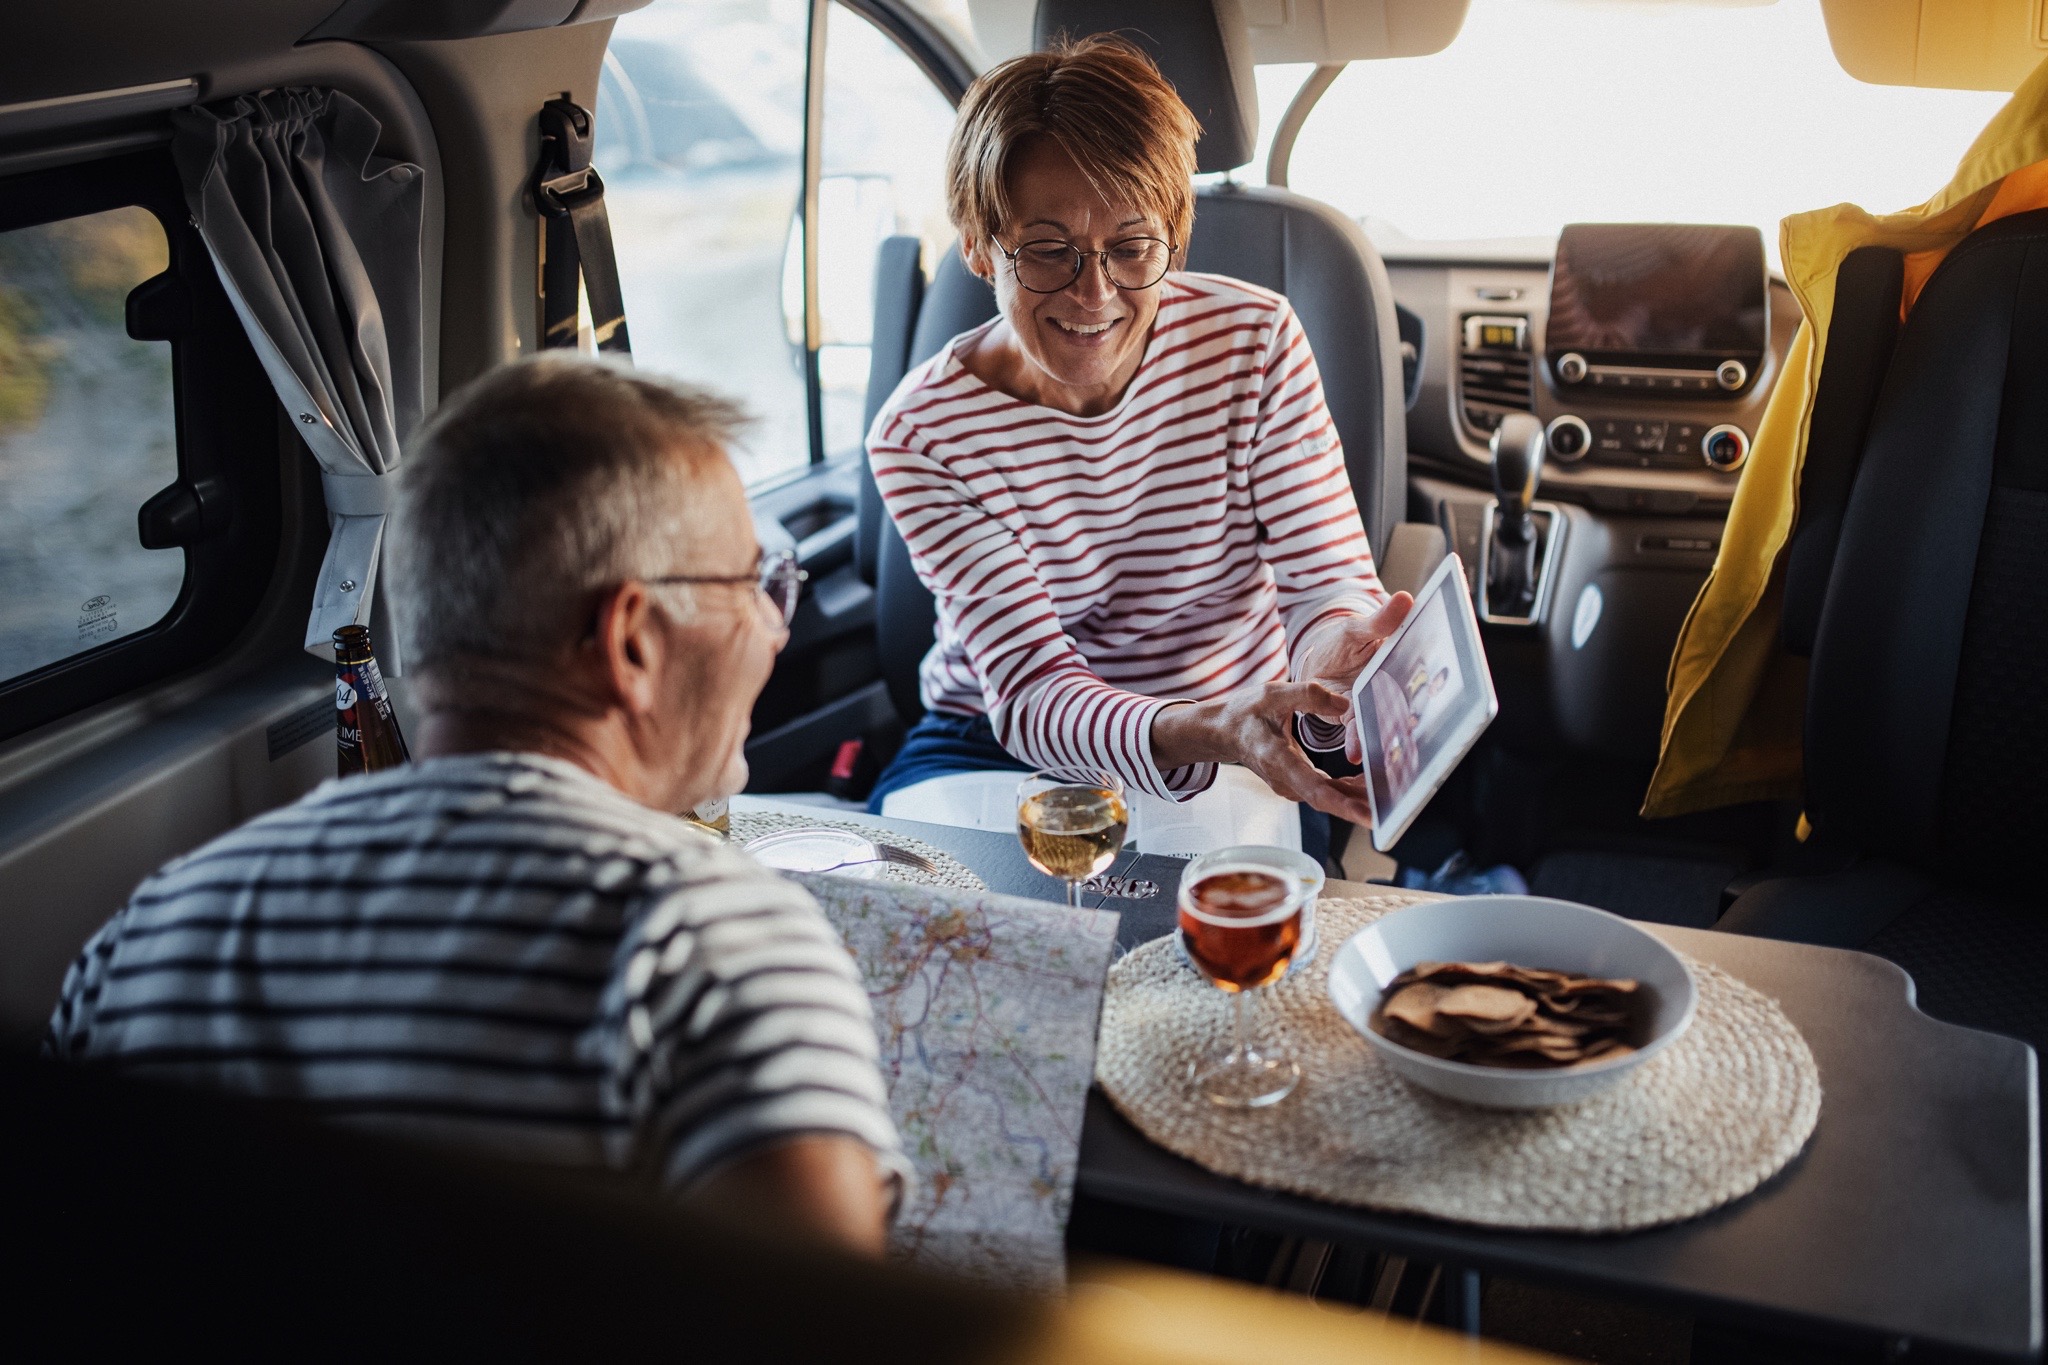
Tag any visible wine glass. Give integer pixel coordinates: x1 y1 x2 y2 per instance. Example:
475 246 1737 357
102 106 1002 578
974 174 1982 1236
1178 862 1308 1108
1016 768 1128 907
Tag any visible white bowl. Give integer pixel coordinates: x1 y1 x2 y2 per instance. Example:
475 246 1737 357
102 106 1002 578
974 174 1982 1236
1326 895 1697 1109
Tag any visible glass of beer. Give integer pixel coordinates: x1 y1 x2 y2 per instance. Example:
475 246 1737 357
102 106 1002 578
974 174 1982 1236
1016 768 1128 907
1178 863 1308 1108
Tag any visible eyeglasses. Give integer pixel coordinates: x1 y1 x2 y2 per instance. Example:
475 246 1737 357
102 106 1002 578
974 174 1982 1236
994 235 1176 295
647 547 806 626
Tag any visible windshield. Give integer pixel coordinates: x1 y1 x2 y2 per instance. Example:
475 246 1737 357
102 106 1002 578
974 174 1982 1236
1273 0 2011 267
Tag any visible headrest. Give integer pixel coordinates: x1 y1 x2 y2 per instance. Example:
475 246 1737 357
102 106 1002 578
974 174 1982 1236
1032 0 1259 174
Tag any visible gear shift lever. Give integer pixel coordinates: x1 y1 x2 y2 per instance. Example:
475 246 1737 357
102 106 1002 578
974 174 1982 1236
1487 413 1548 617
1490 412 1546 543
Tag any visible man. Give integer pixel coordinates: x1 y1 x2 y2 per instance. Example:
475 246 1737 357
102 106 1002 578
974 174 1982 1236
44 356 901 1255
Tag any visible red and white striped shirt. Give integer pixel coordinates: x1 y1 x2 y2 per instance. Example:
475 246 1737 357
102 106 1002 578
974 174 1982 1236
868 272 1385 802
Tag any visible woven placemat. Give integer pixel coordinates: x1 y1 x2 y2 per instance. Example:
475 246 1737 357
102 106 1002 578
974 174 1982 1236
1096 892 1821 1233
728 810 987 893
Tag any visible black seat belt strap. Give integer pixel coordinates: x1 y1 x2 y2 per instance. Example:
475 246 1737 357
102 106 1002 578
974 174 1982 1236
530 97 632 358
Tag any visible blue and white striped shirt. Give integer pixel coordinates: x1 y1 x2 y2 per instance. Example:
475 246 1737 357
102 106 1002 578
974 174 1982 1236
44 752 904 1192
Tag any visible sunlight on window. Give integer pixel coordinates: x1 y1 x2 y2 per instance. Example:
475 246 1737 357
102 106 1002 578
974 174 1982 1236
0 205 183 684
1275 0 2011 266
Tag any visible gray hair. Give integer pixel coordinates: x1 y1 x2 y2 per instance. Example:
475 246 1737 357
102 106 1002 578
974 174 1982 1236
389 354 748 675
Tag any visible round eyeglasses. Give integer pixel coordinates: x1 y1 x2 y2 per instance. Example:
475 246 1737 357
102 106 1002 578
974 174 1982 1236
648 547 806 626
995 235 1175 295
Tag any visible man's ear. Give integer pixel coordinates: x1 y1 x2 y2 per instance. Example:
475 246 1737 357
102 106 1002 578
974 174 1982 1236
589 581 666 717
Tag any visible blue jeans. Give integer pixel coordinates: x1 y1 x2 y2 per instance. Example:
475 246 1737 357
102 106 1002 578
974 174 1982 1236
866 711 1028 813
867 710 1333 867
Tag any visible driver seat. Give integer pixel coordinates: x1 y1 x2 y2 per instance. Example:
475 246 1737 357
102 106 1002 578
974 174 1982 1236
853 0 1439 726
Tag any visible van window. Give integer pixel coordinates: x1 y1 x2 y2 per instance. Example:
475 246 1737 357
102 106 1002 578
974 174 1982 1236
600 0 957 484
599 0 810 487
809 1 958 458
0 205 183 685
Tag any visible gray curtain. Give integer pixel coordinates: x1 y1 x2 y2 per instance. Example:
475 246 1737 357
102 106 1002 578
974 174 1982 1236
171 89 425 670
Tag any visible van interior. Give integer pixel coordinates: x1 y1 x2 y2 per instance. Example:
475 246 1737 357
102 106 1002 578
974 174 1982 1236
2 1 2044 1359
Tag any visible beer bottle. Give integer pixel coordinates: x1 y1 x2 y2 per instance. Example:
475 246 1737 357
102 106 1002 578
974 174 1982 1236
334 624 410 777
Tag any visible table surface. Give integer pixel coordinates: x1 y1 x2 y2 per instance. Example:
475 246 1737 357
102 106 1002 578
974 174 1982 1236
735 796 2043 1359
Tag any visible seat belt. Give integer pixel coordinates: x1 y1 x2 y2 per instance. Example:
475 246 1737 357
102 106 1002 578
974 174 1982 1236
530 97 631 358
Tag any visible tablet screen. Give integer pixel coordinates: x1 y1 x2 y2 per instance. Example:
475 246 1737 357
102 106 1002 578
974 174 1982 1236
1352 556 1497 851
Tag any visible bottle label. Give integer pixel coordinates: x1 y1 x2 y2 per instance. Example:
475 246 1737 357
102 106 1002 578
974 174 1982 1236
335 679 358 711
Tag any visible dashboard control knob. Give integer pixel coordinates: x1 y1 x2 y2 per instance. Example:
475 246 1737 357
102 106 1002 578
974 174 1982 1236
1545 414 1591 463
1715 359 1749 391
1556 352 1588 385
1702 424 1750 471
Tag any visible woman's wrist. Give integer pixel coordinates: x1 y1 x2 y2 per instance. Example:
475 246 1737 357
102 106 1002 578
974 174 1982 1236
1149 698 1224 771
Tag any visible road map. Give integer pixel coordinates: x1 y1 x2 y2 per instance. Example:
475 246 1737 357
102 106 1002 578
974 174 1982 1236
793 872 1119 1292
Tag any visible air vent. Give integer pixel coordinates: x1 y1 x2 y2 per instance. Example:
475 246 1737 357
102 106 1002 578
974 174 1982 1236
1459 350 1534 433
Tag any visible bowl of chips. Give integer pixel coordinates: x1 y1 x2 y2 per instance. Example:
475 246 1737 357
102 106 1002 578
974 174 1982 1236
1326 895 1696 1109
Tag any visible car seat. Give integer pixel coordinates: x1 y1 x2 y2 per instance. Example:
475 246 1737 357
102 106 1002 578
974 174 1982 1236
852 0 1440 726
1719 209 2048 1058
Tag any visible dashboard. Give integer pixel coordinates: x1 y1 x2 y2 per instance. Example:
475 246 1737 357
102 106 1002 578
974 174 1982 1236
1387 241 1802 518
1376 228 1803 764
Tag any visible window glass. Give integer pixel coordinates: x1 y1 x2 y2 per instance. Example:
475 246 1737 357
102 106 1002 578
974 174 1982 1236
0 206 182 684
810 1 959 456
599 0 810 487
1281 0 2009 268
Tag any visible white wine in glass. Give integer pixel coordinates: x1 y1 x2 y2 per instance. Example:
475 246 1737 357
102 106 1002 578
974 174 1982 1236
1016 769 1127 906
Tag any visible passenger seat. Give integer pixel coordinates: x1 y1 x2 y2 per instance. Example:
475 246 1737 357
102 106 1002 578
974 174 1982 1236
854 0 1441 727
1719 209 2048 1058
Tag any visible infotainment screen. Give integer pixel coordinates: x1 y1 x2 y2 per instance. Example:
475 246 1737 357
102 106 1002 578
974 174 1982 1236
1545 224 1767 363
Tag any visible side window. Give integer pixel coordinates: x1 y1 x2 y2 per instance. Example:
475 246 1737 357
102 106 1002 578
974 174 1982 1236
600 0 958 481
0 206 183 685
810 3 959 457
598 0 809 487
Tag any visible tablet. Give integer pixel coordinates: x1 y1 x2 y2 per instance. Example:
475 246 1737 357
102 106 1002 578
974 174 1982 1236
1350 554 1498 853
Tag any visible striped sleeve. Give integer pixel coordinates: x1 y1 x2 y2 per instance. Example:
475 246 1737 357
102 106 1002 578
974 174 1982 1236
610 855 909 1196
42 905 128 1062
1248 299 1388 752
870 429 1216 802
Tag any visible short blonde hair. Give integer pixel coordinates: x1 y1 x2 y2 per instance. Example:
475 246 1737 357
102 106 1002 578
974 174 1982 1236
946 36 1201 254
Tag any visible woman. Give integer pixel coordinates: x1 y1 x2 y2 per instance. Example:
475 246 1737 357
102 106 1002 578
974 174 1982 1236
866 36 1409 849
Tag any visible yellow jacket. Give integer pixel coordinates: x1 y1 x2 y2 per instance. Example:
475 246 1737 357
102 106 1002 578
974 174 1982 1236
1643 57 2048 818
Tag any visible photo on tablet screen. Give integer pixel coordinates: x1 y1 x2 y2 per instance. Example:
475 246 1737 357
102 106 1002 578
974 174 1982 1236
1351 555 1498 851
1364 591 1466 809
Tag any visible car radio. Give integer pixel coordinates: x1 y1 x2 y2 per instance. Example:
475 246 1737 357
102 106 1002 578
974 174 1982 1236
1544 223 1768 397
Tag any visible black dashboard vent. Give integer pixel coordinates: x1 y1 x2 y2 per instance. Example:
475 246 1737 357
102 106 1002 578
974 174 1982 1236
1459 349 1534 431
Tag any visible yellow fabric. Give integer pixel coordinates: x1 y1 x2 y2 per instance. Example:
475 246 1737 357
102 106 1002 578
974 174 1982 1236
998 1261 1564 1365
1643 55 2048 818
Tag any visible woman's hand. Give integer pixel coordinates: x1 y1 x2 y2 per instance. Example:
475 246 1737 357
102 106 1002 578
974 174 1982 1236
1292 593 1415 763
1150 681 1379 828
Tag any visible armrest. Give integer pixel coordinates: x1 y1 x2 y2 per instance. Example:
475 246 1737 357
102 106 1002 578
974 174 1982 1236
1377 520 1448 597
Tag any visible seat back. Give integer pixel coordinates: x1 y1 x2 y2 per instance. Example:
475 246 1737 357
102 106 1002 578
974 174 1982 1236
856 0 1408 724
1803 209 2048 894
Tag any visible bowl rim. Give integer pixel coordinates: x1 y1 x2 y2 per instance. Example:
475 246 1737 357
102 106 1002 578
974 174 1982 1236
1329 895 1699 1082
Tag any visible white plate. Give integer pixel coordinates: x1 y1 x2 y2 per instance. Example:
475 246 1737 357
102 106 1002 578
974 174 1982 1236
742 828 884 878
1326 895 1697 1109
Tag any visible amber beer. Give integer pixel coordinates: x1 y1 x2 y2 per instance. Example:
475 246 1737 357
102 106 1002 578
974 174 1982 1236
1178 868 1303 991
334 624 410 777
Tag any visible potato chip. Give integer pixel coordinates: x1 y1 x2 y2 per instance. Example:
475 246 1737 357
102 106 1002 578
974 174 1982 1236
1368 958 1643 1071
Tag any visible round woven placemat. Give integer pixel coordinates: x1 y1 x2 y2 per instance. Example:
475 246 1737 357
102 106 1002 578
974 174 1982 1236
1096 892 1821 1233
728 810 987 893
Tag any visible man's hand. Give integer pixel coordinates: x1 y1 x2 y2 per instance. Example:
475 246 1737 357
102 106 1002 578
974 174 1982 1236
1150 681 1379 827
1292 593 1414 763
